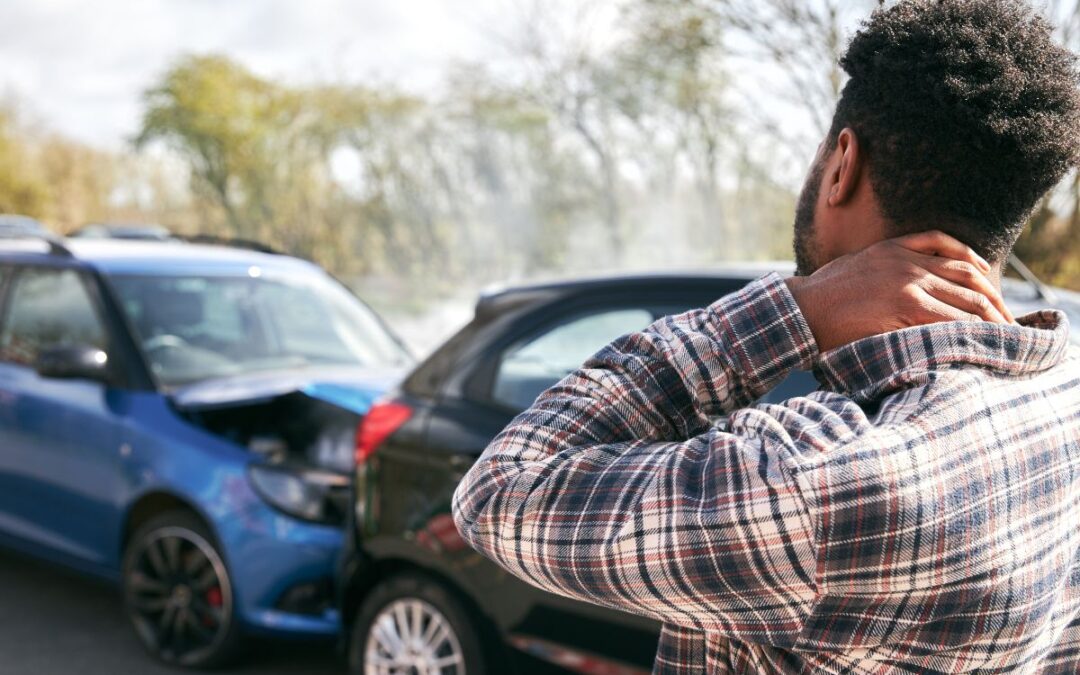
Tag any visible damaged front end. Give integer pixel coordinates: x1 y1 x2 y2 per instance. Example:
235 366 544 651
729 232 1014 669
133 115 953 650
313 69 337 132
170 367 399 526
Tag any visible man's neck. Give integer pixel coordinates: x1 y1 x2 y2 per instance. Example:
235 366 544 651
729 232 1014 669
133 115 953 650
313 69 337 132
988 262 1004 292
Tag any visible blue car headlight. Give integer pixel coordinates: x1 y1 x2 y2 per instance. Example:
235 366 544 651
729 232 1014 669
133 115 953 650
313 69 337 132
247 464 350 525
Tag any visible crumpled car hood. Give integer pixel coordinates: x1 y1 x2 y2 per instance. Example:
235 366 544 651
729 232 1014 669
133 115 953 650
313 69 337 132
168 365 403 412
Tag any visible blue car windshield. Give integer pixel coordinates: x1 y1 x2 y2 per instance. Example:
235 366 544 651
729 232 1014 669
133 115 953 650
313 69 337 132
108 272 410 387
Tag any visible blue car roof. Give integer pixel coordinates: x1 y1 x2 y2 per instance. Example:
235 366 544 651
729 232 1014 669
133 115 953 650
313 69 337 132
0 238 322 277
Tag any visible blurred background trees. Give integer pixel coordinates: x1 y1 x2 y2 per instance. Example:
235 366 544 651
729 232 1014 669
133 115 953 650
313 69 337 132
0 0 1077 319
1012 0 1080 288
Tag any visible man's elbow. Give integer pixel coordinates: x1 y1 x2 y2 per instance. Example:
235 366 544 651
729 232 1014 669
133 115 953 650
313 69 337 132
450 473 477 542
452 433 541 555
450 459 497 551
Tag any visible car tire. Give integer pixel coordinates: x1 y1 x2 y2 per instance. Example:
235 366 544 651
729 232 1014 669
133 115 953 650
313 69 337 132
122 510 241 669
349 572 500 675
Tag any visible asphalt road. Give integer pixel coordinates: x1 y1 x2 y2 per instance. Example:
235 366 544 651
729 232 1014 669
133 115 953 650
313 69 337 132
0 547 341 675
0 547 571 675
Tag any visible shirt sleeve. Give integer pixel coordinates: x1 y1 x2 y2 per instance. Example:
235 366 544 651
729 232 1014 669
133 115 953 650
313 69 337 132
451 274 820 643
451 273 822 644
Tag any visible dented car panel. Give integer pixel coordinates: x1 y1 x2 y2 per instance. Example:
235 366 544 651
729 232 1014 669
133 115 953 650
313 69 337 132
116 390 346 636
169 365 401 412
171 367 402 477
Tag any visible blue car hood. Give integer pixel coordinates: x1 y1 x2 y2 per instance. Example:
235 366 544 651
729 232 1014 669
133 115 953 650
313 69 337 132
169 365 403 413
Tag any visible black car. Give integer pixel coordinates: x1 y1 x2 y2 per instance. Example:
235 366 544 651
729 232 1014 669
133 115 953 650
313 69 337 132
339 265 819 675
338 261 1080 674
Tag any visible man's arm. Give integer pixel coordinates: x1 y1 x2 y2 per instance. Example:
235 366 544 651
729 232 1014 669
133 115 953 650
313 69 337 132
452 274 823 643
518 272 817 443
452 232 1010 641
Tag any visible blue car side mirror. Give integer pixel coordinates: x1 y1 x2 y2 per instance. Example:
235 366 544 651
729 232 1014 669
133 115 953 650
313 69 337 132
35 345 113 385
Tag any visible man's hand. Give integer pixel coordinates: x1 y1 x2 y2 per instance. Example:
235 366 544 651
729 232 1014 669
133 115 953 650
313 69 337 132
786 231 1015 353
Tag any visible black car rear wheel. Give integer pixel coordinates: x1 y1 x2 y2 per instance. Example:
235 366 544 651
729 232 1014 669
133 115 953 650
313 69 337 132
122 511 240 669
349 572 496 675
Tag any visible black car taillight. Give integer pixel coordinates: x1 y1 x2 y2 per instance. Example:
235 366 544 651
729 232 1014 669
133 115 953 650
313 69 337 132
355 401 413 465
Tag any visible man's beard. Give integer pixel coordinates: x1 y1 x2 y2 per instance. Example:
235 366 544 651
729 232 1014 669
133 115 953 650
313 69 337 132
793 158 825 276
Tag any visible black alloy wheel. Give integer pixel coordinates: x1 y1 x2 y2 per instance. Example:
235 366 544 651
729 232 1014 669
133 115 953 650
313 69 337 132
122 511 240 668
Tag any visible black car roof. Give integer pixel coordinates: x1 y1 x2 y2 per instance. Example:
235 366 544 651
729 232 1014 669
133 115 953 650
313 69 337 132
474 262 794 318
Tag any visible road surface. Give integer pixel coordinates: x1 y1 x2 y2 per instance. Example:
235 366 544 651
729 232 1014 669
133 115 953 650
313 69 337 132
0 547 340 675
0 546 571 675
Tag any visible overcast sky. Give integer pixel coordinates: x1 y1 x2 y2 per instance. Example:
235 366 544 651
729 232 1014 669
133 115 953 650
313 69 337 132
0 0 537 148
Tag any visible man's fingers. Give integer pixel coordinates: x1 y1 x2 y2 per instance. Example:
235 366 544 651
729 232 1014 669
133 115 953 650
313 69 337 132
912 256 1015 323
919 278 1009 324
893 230 992 272
912 288 987 325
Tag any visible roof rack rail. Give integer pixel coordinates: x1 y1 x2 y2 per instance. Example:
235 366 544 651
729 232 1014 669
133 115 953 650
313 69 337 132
0 228 73 258
1007 253 1056 304
177 234 282 255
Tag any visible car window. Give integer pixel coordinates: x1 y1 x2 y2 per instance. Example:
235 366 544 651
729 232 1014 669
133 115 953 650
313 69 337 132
108 272 410 387
0 268 107 367
492 308 655 410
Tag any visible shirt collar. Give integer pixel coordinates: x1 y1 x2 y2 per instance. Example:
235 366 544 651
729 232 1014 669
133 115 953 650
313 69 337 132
813 310 1072 402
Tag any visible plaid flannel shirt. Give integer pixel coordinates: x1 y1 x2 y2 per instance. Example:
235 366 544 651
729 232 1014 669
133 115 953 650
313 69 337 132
452 273 1080 674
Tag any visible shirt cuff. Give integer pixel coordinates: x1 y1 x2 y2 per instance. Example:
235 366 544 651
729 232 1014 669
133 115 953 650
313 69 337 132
706 272 819 400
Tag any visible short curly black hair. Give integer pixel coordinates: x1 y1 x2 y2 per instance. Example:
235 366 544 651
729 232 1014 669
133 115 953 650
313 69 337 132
830 0 1080 261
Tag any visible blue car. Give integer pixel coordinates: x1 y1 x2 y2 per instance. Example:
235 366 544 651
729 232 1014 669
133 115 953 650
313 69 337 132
0 234 411 667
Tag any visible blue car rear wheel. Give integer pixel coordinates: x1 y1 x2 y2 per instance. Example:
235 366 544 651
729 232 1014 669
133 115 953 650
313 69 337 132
122 511 241 668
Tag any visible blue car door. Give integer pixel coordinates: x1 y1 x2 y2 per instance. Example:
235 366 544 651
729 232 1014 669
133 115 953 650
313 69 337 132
0 264 126 572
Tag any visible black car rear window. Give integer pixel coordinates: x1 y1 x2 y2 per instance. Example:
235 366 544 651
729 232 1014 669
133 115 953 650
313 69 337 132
402 313 496 398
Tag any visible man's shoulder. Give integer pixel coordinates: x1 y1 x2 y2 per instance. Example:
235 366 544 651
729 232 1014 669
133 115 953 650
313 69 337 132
743 358 1078 501
728 367 1022 493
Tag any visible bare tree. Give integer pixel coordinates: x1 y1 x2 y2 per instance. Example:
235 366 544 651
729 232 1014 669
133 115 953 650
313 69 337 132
491 0 631 260
1013 0 1080 283
614 0 735 252
699 0 879 183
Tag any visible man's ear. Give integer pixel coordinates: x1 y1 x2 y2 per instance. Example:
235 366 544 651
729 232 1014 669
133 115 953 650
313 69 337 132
826 128 861 207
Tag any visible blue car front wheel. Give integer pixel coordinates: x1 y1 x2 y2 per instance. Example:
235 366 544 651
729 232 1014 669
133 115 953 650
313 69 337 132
122 511 241 669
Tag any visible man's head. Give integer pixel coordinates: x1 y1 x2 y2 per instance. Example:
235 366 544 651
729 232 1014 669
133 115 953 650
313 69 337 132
794 0 1080 276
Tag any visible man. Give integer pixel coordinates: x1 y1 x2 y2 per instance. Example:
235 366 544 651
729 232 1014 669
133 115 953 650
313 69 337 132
453 1 1080 672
